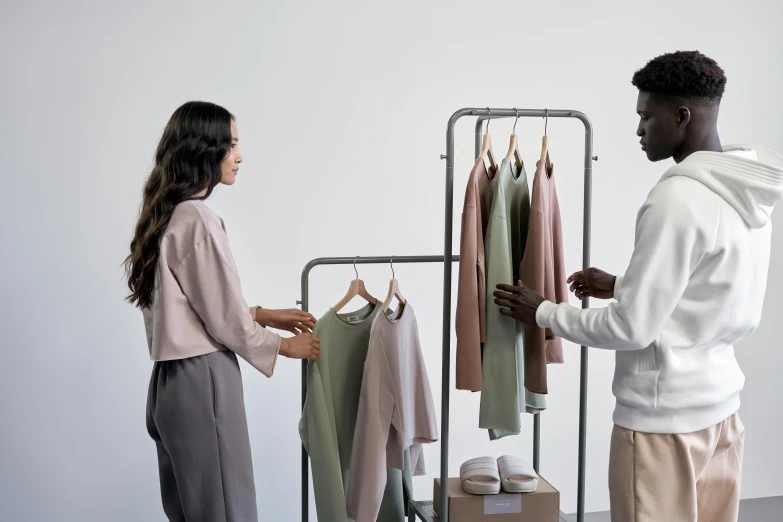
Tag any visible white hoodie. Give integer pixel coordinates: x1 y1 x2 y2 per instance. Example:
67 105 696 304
536 145 783 434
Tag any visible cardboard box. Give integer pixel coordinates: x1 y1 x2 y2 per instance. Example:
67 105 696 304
433 476 560 521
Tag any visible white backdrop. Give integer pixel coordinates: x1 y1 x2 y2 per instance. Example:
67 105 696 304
1 1 782 520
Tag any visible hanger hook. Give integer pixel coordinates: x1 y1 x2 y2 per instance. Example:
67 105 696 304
486 107 491 133
390 256 395 280
544 108 548 135
353 256 359 279
513 108 519 134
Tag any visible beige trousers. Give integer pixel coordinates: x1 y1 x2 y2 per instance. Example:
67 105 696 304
609 413 744 522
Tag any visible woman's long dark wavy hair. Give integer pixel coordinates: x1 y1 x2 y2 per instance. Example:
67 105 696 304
124 101 234 308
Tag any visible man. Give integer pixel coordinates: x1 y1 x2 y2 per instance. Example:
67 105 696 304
494 50 783 522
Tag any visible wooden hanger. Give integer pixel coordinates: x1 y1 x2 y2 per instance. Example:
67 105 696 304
506 108 524 170
540 109 549 162
381 256 407 313
333 257 377 312
478 107 498 171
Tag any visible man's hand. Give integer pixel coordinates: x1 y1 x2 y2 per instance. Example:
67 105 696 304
493 281 546 325
567 268 617 300
256 308 317 334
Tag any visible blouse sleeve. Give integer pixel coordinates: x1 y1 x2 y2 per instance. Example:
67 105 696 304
174 230 280 376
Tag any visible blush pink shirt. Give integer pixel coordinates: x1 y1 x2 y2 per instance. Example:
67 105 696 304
142 199 280 377
346 303 438 522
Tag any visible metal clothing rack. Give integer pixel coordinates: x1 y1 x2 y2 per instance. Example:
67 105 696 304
298 255 458 522
298 108 594 522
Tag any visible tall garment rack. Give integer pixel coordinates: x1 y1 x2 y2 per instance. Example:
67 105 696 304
298 108 594 522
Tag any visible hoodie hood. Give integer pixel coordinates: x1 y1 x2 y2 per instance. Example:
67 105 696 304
660 145 783 228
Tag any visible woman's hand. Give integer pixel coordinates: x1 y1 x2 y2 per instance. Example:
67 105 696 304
567 268 617 300
256 308 317 334
280 332 320 361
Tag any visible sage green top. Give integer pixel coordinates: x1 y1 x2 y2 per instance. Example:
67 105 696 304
299 302 412 522
480 158 546 440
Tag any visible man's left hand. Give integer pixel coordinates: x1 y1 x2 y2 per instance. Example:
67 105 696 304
493 281 546 325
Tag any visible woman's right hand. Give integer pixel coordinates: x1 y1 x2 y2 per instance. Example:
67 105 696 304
279 332 320 361
567 267 617 300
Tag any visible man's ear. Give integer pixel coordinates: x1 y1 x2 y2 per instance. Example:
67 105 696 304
677 106 691 129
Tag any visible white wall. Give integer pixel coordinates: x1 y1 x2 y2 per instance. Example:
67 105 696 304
1 1 781 520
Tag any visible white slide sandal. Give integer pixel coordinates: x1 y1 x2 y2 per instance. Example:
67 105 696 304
497 455 538 493
460 457 501 495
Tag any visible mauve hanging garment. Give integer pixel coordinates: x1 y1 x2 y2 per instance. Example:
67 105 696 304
519 157 568 394
456 158 496 391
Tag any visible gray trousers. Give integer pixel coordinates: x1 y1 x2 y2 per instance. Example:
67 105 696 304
146 349 258 522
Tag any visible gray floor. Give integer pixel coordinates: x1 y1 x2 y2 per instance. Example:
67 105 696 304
567 496 782 522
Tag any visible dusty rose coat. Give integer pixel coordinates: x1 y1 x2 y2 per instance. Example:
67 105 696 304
455 158 496 391
519 158 568 394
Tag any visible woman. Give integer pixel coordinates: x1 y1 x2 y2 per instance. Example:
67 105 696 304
124 101 320 522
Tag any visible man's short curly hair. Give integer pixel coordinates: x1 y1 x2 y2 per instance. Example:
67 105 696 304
632 51 727 103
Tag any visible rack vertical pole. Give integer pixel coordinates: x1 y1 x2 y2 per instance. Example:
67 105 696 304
299 275 310 522
577 114 594 522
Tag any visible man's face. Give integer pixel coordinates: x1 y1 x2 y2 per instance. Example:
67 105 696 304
636 91 687 162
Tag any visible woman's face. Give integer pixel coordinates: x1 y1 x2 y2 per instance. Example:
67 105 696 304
220 120 243 185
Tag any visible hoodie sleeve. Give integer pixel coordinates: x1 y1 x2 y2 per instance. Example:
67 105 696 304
536 180 715 351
